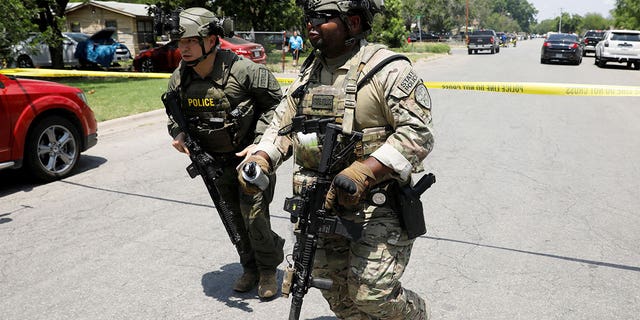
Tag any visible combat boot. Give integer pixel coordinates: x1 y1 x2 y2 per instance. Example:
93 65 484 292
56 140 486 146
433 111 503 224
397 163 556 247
233 270 258 292
258 270 278 299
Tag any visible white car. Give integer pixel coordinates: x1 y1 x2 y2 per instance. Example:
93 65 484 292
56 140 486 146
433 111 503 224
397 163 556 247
12 29 131 69
594 29 640 70
12 33 88 68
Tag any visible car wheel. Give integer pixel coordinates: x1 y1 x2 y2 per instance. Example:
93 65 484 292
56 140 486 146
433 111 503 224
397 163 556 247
140 57 154 72
634 62 640 70
25 116 81 182
17 55 35 68
540 58 546 64
490 48 495 54
468 49 472 55
597 59 606 68
496 47 500 53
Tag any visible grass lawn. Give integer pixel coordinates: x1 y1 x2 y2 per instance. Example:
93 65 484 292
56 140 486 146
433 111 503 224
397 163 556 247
57 78 168 122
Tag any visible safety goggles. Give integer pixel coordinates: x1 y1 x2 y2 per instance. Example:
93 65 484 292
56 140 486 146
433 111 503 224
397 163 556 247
304 11 341 26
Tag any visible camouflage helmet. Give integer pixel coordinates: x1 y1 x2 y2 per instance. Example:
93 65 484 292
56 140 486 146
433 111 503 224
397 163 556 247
171 7 231 40
301 0 384 29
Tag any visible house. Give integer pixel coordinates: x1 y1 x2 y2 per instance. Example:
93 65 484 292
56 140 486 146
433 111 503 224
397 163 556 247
65 0 155 56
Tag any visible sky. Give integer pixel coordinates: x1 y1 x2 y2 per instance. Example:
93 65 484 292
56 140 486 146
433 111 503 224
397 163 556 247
527 0 616 21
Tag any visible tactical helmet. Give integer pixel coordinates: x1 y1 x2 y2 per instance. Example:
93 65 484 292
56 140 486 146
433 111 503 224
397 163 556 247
301 0 384 30
170 7 232 40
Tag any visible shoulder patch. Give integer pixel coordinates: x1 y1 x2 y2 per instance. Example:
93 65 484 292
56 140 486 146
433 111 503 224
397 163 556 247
414 84 431 110
257 68 270 89
397 69 419 95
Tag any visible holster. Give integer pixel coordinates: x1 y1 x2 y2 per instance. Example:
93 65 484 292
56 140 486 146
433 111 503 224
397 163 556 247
397 184 427 239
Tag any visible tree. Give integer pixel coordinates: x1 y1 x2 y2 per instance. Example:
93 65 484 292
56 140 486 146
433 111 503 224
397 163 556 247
370 0 406 47
579 13 611 32
32 0 70 69
555 12 582 33
532 18 558 35
208 0 303 32
612 0 640 29
0 0 38 65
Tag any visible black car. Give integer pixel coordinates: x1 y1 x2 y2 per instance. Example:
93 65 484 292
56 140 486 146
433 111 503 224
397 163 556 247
540 33 583 65
581 30 605 56
408 31 440 42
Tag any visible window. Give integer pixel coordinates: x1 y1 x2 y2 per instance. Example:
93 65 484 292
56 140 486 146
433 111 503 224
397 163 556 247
136 20 155 45
106 20 117 29
70 22 81 32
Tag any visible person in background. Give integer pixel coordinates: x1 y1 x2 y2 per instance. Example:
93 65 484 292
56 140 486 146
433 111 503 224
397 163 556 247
288 30 304 66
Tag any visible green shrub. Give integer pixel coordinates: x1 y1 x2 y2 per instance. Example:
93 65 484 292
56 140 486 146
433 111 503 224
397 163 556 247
399 42 451 54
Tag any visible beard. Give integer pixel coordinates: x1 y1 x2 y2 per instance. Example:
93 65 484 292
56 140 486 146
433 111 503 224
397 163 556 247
311 37 326 50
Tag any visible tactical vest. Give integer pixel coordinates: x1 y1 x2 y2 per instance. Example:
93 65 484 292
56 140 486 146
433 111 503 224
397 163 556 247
177 52 254 154
293 44 406 172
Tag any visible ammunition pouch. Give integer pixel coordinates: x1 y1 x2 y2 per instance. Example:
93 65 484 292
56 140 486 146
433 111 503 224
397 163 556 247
186 104 255 153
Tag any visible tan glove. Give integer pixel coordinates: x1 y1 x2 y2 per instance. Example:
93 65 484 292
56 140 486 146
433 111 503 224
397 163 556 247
237 155 271 195
325 161 376 211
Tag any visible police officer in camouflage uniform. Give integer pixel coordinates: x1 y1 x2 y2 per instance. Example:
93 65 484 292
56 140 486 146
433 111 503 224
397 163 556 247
166 7 285 299
238 0 434 318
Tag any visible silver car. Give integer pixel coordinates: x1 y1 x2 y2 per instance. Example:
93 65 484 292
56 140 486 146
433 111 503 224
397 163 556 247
595 29 640 70
12 33 88 68
12 30 131 69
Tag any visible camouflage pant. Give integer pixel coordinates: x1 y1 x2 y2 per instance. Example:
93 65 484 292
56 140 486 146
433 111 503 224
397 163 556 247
215 164 284 273
312 208 428 320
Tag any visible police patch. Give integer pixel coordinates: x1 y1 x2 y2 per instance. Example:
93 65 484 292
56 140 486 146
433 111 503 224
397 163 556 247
398 70 419 95
257 68 270 89
414 84 431 110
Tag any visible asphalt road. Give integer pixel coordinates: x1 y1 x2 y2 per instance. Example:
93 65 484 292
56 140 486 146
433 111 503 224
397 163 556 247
1 38 639 320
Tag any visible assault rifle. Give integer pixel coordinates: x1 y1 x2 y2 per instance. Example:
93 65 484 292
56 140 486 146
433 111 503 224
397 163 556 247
279 117 363 320
162 90 244 253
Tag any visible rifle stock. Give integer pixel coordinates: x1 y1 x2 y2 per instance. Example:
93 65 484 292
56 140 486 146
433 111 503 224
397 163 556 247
162 90 244 251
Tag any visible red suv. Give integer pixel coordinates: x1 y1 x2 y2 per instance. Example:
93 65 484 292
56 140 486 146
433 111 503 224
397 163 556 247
133 36 267 73
0 74 98 181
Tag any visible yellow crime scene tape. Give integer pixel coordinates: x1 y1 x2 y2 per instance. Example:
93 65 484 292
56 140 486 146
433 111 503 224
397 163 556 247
425 81 640 97
1 68 639 96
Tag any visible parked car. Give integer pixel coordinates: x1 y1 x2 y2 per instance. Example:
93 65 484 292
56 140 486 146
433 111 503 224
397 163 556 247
74 28 132 68
133 36 267 73
595 29 640 70
540 33 583 65
219 36 267 64
581 30 605 56
132 40 181 73
12 29 131 69
467 30 500 54
408 31 440 42
0 74 98 181
12 32 87 68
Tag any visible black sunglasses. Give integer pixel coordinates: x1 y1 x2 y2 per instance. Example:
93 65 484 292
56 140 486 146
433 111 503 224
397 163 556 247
305 11 341 26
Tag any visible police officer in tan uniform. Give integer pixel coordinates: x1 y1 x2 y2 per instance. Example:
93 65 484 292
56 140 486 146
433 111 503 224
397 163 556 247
166 7 284 299
239 0 434 318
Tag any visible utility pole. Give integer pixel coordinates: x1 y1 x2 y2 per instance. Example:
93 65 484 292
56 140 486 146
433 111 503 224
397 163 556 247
558 8 563 33
465 0 469 42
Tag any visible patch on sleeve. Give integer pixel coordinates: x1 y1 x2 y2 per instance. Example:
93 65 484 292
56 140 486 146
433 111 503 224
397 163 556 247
414 84 431 110
397 69 419 95
257 68 270 89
